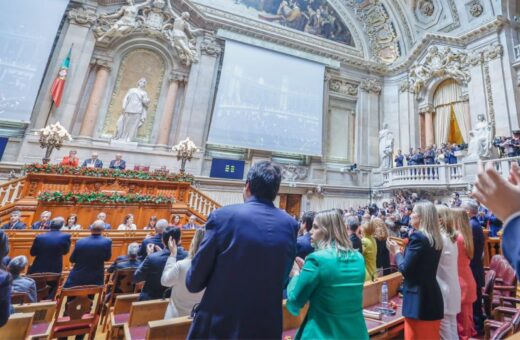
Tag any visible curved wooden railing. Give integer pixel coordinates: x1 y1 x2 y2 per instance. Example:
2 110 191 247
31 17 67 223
187 189 220 219
0 177 25 208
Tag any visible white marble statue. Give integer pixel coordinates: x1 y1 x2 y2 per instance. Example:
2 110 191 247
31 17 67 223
96 0 151 42
113 78 150 143
467 114 493 160
379 123 394 170
165 9 203 65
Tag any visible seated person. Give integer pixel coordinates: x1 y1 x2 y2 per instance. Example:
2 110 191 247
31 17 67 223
8 256 37 303
162 229 206 318
138 219 167 259
89 212 112 230
81 152 103 168
1 211 26 230
169 215 181 228
108 243 141 273
60 150 79 167
296 211 315 259
62 214 81 230
109 153 126 170
31 211 52 230
117 214 137 230
182 215 200 230
133 227 187 301
143 216 157 230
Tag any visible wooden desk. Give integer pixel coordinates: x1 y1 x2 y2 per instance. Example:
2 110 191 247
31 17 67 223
4 230 196 270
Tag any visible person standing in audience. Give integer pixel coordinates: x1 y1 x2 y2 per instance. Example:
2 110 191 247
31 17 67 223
138 218 167 259
462 200 485 334
31 211 52 230
8 255 37 302
186 161 298 339
387 201 444 340
183 215 199 230
0 229 8 267
488 213 502 237
435 205 461 339
296 211 315 259
1 210 26 230
64 220 112 288
0 267 9 327
89 212 112 230
109 153 126 170
117 214 137 230
81 152 103 168
395 149 404 167
162 229 206 318
346 217 363 252
452 208 477 340
60 150 79 167
374 219 391 276
361 219 378 281
143 216 157 230
286 209 368 339
28 217 71 275
133 227 186 300
62 214 81 230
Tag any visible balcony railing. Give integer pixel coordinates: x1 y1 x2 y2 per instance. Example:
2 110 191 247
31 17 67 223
515 44 520 62
375 156 520 189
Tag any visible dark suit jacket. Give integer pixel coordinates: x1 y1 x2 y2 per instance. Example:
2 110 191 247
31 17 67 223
64 235 112 288
470 216 485 287
88 222 111 230
31 221 51 230
28 230 71 274
108 258 141 273
0 270 10 327
1 221 26 230
502 215 520 280
350 234 363 253
396 231 443 320
109 159 126 170
296 233 313 259
81 159 103 168
133 249 186 301
138 234 164 259
0 230 8 258
186 197 298 339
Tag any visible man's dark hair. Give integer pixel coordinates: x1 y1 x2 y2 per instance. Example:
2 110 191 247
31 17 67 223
50 217 65 230
301 211 315 232
246 161 282 201
349 221 360 233
405 205 413 212
163 227 181 246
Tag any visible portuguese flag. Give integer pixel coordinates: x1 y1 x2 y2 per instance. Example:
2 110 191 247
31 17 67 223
50 48 71 107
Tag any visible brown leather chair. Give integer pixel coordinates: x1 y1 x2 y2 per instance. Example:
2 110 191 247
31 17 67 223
50 285 103 339
485 320 514 340
27 272 62 301
100 267 137 331
483 270 497 319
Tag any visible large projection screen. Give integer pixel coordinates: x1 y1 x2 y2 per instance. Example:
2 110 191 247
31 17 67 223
207 40 324 156
0 0 68 123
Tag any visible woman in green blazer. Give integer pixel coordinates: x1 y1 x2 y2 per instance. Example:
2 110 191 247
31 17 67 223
286 209 368 340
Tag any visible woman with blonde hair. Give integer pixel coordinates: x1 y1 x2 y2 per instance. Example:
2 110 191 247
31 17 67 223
362 219 379 281
161 228 206 318
452 208 477 340
286 209 368 339
435 204 461 339
387 201 444 340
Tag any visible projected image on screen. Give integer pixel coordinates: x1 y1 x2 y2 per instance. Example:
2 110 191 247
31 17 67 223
207 41 324 156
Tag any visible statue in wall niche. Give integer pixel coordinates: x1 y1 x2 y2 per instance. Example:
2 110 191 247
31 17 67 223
113 78 150 143
379 124 394 170
466 114 494 160
164 9 203 66
95 0 152 42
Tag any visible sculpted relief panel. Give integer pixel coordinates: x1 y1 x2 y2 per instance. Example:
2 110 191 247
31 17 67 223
102 49 165 142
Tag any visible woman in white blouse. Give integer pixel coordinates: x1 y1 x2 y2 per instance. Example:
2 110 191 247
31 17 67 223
118 214 137 230
161 229 205 318
62 214 81 230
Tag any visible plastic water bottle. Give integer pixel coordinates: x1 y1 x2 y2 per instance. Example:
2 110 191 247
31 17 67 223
381 282 389 309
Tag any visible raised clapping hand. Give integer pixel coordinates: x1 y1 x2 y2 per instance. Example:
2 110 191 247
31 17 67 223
168 236 177 258
386 239 400 255
471 161 520 222
146 243 162 255
290 257 305 277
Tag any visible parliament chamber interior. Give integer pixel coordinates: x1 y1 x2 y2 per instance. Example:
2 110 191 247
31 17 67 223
1 0 520 339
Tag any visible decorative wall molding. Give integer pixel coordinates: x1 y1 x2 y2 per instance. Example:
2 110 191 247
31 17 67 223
329 79 359 97
483 63 496 132
468 0 484 18
170 71 188 83
281 165 308 182
200 34 222 56
359 79 382 94
68 7 97 27
418 104 434 114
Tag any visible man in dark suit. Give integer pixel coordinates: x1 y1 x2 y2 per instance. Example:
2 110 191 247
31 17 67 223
186 161 298 339
108 242 141 273
31 211 52 230
133 227 186 300
64 220 112 288
394 149 404 167
109 153 126 170
88 212 112 230
138 219 167 259
296 211 315 259
463 200 485 334
1 210 26 230
81 152 103 168
28 217 71 274
346 217 363 252
182 215 200 230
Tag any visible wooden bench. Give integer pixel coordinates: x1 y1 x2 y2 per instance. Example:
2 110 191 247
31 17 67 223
0 312 34 339
13 301 56 339
107 293 140 339
123 299 169 340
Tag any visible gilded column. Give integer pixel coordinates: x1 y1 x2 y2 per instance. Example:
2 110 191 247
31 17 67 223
157 72 186 145
79 60 111 137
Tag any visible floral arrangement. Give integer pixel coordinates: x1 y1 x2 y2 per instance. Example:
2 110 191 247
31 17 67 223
23 163 195 183
37 191 175 204
172 137 199 173
36 122 73 164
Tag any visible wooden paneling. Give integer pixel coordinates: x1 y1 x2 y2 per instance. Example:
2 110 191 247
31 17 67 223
279 194 302 218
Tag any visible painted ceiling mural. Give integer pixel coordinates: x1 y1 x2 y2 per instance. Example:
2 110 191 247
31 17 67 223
192 0 355 46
